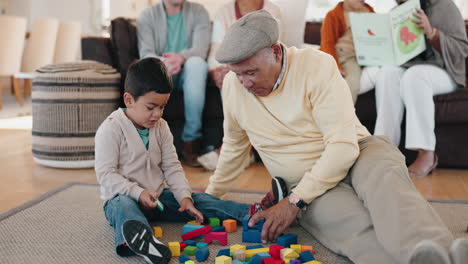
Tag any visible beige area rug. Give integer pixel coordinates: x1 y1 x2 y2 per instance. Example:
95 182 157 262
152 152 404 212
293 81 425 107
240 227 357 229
1 182 467 264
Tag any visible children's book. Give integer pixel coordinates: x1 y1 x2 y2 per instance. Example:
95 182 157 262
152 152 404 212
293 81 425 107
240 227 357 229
349 0 426 66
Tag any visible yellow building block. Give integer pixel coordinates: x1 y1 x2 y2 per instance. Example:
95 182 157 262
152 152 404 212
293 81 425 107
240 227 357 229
303 261 322 264
280 248 298 259
168 241 180 257
230 244 246 254
185 261 195 264
152 226 163 238
301 245 314 253
187 220 201 225
290 244 301 253
245 247 269 258
215 255 232 264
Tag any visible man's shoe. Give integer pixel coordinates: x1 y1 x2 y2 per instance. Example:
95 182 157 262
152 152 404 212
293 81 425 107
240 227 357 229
272 177 288 204
197 150 219 171
122 220 172 264
450 238 468 264
409 240 450 264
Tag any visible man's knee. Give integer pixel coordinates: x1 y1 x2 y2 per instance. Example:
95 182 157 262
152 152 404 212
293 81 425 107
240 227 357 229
184 56 208 73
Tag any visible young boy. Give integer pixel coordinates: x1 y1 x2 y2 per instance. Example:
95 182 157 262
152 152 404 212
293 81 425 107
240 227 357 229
95 58 258 264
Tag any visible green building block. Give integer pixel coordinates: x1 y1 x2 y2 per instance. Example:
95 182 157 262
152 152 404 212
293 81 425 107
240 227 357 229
209 217 221 227
183 246 198 256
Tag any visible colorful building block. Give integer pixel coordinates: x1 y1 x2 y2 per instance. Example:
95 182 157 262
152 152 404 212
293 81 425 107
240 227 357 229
299 250 315 262
187 220 201 225
209 217 221 227
242 230 262 243
195 247 209 262
230 244 246 254
205 232 228 246
196 242 208 248
179 254 190 263
183 240 196 247
185 261 195 264
168 241 181 257
290 244 301 253
246 245 264 250
242 215 265 231
249 255 262 264
276 233 297 248
232 249 246 261
180 242 187 252
301 245 315 254
233 260 244 264
303 261 322 264
262 257 285 264
182 224 204 234
152 226 163 238
242 215 250 230
289 259 301 264
245 247 270 258
212 225 226 232
183 246 198 256
182 225 212 241
280 248 299 259
269 244 284 259
223 219 237 232
215 255 232 264
217 248 230 257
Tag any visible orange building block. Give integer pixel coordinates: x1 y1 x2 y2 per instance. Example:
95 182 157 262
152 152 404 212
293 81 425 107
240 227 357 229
222 219 237 232
301 245 315 254
152 226 163 238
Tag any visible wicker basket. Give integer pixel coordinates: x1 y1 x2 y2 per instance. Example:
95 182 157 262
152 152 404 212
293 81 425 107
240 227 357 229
32 61 120 168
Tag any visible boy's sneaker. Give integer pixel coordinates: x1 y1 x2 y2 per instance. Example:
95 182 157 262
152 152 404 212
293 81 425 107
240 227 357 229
450 238 468 264
409 240 450 264
271 177 288 204
122 220 172 264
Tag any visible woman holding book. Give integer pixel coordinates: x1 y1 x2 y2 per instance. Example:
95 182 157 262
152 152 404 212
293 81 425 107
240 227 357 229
360 0 468 178
320 0 374 104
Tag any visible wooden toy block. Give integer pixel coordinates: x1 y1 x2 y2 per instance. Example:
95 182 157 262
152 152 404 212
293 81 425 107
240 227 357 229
187 220 201 225
195 247 210 262
242 215 250 230
290 244 301 253
204 232 228 246
185 261 195 264
269 244 284 259
276 233 297 248
255 252 271 259
215 255 232 264
180 242 187 252
179 254 190 263
230 244 246 254
182 225 212 241
303 261 322 264
299 250 315 262
212 225 226 232
223 219 237 232
168 241 181 257
182 224 204 234
233 249 246 261
280 248 295 259
289 259 301 264
249 255 263 264
209 217 221 227
183 246 198 256
196 242 208 248
301 245 315 254
152 226 163 238
262 257 285 264
182 240 196 247
217 248 230 257
233 260 244 264
242 230 262 243
245 247 270 258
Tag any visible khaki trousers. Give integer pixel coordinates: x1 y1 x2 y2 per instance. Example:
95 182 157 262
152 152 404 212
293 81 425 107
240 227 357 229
298 136 453 264
336 47 362 104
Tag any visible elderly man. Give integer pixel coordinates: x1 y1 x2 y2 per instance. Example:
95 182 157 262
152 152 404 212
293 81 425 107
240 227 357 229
205 10 468 264
137 0 210 166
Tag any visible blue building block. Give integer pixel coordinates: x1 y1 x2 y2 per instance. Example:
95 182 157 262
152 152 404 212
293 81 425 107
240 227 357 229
216 248 230 257
242 215 264 231
232 260 244 264
212 225 226 232
246 245 264 250
249 255 262 264
255 252 271 259
276 233 298 248
242 215 250 230
183 240 197 247
299 250 315 262
195 247 209 262
242 230 262 243
290 259 302 264
182 224 204 234
196 242 208 248
179 254 190 263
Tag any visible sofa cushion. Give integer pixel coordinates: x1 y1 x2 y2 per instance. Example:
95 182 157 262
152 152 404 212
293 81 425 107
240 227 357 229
81 37 114 67
110 17 139 77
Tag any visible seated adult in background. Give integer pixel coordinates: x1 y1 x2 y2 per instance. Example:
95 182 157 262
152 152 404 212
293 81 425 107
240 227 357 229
206 10 468 264
320 0 374 104
360 0 468 178
198 0 282 171
137 0 211 167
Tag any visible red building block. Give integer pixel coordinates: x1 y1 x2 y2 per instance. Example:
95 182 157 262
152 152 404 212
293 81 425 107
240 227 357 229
262 257 285 264
269 244 284 259
204 232 228 246
181 225 212 241
179 242 187 252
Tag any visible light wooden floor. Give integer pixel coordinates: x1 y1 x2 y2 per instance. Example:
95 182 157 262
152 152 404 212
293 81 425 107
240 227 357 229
1 128 468 214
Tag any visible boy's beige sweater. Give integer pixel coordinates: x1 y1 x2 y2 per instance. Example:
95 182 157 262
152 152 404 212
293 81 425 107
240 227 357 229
95 109 191 204
206 47 371 204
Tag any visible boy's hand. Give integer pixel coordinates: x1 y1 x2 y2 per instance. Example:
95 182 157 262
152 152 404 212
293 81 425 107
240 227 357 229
179 198 204 223
138 190 159 210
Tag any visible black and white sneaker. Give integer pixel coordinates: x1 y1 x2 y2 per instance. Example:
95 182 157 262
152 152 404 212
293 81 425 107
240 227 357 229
122 220 172 264
272 177 288 204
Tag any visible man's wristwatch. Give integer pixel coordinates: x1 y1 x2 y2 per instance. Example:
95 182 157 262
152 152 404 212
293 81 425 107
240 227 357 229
288 192 306 209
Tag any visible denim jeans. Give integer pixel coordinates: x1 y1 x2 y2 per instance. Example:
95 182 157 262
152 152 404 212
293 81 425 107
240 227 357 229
103 189 250 256
173 56 208 142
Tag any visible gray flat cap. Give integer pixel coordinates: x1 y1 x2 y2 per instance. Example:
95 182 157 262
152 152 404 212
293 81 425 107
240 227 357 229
215 10 279 64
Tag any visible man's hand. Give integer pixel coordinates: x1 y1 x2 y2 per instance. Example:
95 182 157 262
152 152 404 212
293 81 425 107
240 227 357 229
138 190 159 210
248 198 300 243
209 65 230 90
179 197 204 223
162 53 186 75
